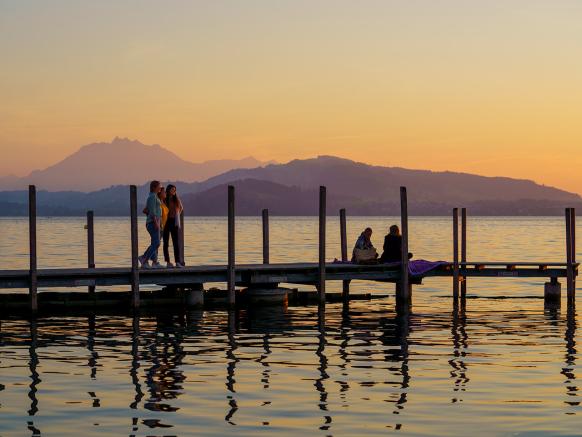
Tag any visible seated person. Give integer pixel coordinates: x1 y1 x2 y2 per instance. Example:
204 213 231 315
380 225 413 263
351 227 379 263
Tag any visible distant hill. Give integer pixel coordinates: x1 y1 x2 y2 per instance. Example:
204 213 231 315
1 155 581 216
0 137 272 192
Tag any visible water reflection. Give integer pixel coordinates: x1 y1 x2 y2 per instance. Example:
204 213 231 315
563 306 578 412
450 304 469 403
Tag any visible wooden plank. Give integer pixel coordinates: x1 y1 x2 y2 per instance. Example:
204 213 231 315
262 209 269 264
398 186 410 306
318 186 326 303
339 208 350 300
227 185 236 306
452 208 459 300
29 185 38 312
129 185 139 308
86 211 95 293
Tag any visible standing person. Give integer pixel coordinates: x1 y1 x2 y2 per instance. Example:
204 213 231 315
380 225 413 263
163 184 184 268
138 180 163 269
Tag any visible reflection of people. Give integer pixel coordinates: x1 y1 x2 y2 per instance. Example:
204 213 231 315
380 225 413 263
163 184 184 268
351 227 379 263
139 180 163 269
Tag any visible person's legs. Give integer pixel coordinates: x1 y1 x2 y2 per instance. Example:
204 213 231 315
163 224 171 263
143 222 161 263
170 221 181 264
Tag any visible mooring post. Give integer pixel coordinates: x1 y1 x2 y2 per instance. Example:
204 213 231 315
318 186 326 304
28 185 38 312
179 210 185 265
453 208 460 301
87 210 95 294
129 185 140 309
461 207 467 298
566 208 575 304
262 208 269 264
227 185 236 306
397 186 410 308
340 208 350 300
572 208 576 301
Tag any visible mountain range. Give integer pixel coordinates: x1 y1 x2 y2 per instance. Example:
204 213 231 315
1 140 580 216
0 137 272 192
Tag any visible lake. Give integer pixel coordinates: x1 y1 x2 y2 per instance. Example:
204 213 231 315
0 216 580 436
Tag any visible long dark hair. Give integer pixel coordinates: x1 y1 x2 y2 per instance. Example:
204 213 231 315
165 184 180 207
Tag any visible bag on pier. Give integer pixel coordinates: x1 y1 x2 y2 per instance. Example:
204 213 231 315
353 247 378 263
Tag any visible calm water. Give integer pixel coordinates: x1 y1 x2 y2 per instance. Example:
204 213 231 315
0 217 580 436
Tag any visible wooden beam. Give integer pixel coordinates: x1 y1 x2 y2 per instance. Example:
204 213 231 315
461 208 467 298
453 208 460 300
262 209 269 264
227 185 236 306
129 185 139 308
318 186 326 303
398 186 410 306
340 208 350 300
86 210 95 294
28 185 38 312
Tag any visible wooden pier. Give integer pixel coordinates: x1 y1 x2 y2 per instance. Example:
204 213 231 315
0 185 577 313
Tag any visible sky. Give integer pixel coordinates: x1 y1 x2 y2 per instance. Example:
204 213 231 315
1 0 581 193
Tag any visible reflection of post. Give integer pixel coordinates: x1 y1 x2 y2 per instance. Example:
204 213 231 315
450 304 469 403
260 332 272 389
562 304 578 409
129 315 143 409
315 304 331 431
337 302 351 399
87 314 97 379
28 317 40 417
225 310 239 425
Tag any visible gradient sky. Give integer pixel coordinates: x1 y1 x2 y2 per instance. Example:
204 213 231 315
1 1 581 193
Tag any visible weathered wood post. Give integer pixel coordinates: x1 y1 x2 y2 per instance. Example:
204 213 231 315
453 208 460 300
179 210 185 265
340 208 350 300
397 186 410 308
227 185 236 306
566 208 575 305
318 186 326 304
87 210 95 294
129 185 140 308
28 185 38 312
461 208 467 298
572 208 576 300
262 209 269 264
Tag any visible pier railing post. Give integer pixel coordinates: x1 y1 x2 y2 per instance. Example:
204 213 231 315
179 210 185 265
28 185 38 312
397 186 410 308
87 210 95 294
566 208 575 305
453 208 460 300
262 208 269 264
227 185 236 306
318 186 326 304
340 208 350 300
130 185 140 309
461 207 467 299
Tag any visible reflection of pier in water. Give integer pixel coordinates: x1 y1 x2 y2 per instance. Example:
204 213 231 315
450 303 469 403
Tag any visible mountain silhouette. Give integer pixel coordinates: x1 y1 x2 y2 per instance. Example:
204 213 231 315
0 137 271 192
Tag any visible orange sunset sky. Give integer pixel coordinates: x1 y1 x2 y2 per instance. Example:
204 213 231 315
1 1 581 193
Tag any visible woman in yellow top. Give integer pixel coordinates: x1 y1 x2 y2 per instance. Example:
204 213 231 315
163 184 184 268
158 187 169 231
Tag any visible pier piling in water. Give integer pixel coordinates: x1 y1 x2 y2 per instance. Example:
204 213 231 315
28 185 38 312
227 185 236 306
340 208 350 301
566 208 576 305
318 186 327 304
87 211 95 294
262 209 269 264
396 186 411 309
129 185 139 309
453 208 460 301
179 211 185 266
461 208 467 298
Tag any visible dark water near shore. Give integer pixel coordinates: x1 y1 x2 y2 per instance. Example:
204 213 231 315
0 217 580 435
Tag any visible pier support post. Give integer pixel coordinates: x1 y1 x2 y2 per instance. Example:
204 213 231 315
461 208 467 299
318 186 326 304
130 185 140 309
397 186 411 309
566 208 576 305
453 208 460 301
262 209 269 264
87 211 95 294
227 185 236 307
340 208 350 301
28 185 38 312
179 210 185 265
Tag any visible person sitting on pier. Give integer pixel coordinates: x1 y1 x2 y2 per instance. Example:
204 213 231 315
163 184 184 268
352 227 379 264
138 180 164 269
380 225 413 263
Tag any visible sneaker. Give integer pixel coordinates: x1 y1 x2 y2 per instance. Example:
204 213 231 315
151 262 164 269
138 255 148 268
175 262 185 268
166 262 175 268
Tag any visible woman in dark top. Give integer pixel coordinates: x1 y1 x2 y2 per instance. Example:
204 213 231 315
380 225 412 263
